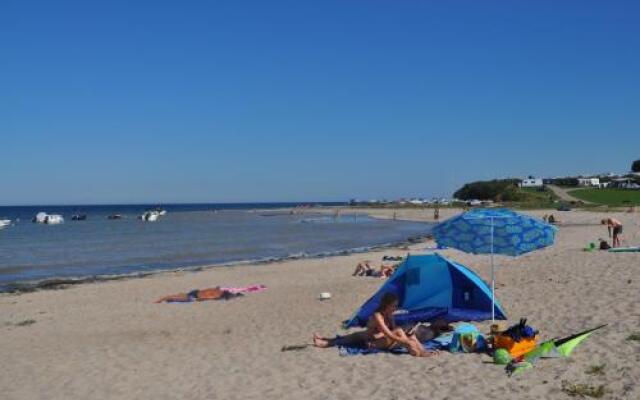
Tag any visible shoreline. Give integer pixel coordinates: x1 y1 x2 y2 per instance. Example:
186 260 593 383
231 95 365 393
1 208 435 294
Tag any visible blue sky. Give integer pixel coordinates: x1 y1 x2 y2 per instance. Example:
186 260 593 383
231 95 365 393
2 1 639 205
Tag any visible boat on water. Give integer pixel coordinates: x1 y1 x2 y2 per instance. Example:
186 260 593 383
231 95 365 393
71 214 87 221
46 215 64 224
107 214 123 220
140 211 161 222
33 212 64 224
0 219 11 229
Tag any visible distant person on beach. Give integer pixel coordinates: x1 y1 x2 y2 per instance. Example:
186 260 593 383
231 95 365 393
601 217 623 248
433 206 440 221
379 264 397 278
312 293 438 357
352 261 374 276
353 262 397 278
154 287 239 303
543 214 562 225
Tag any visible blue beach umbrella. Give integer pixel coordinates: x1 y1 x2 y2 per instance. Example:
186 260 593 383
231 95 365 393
431 208 557 321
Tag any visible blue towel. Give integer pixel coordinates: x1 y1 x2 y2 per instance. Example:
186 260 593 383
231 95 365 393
338 340 443 357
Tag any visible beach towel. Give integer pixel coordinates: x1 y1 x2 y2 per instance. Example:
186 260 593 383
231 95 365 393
338 340 443 356
221 284 267 294
608 246 640 253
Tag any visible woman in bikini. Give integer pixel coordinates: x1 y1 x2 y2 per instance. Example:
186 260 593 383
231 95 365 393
312 293 438 357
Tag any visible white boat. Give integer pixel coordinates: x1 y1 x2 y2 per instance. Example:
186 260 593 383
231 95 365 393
140 211 161 222
45 214 64 224
33 212 64 224
34 212 48 223
0 219 11 229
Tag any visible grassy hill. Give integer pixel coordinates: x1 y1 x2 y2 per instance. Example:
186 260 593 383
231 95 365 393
568 188 640 206
509 187 559 208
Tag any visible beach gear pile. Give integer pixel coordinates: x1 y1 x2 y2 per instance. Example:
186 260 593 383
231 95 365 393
337 318 604 369
493 318 539 358
584 240 640 252
490 319 606 376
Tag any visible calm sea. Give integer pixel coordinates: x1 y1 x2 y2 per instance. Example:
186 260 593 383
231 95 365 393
0 203 432 292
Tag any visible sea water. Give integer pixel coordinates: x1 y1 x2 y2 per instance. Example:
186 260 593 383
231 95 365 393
0 203 432 292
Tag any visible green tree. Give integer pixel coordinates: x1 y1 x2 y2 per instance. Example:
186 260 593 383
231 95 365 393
454 179 522 201
632 159 640 173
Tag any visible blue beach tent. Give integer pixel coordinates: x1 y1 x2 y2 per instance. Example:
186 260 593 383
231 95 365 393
343 253 506 328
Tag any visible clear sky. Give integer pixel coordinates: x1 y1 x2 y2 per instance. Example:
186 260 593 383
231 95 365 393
2 1 639 205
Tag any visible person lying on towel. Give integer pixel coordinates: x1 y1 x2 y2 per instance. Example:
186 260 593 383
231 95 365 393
312 293 439 357
154 287 241 303
352 261 397 278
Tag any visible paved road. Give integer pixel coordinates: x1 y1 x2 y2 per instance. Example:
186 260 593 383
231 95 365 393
546 185 593 204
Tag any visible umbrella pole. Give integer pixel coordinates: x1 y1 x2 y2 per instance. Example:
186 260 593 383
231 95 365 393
490 217 495 322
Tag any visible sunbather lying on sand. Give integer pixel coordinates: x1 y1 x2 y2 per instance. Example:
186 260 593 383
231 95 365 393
312 293 438 357
352 260 374 276
378 264 397 278
353 261 397 278
154 287 240 303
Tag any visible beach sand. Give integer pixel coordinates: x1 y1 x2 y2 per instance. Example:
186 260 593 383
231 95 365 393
1 209 639 400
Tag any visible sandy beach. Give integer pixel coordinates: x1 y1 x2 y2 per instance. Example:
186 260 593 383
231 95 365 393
1 208 639 400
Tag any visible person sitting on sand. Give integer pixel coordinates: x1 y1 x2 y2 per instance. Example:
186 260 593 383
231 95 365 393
601 217 623 248
154 287 240 303
312 293 438 357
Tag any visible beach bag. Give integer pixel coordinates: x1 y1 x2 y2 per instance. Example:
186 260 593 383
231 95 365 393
449 323 487 353
600 241 611 250
494 318 538 357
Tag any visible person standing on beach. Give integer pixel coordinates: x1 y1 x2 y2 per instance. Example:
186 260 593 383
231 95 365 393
601 217 623 248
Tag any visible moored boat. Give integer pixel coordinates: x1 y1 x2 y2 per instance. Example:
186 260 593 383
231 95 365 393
33 212 64 224
139 211 161 222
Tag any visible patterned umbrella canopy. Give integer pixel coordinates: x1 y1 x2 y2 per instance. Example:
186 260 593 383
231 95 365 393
432 208 557 257
431 208 557 320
